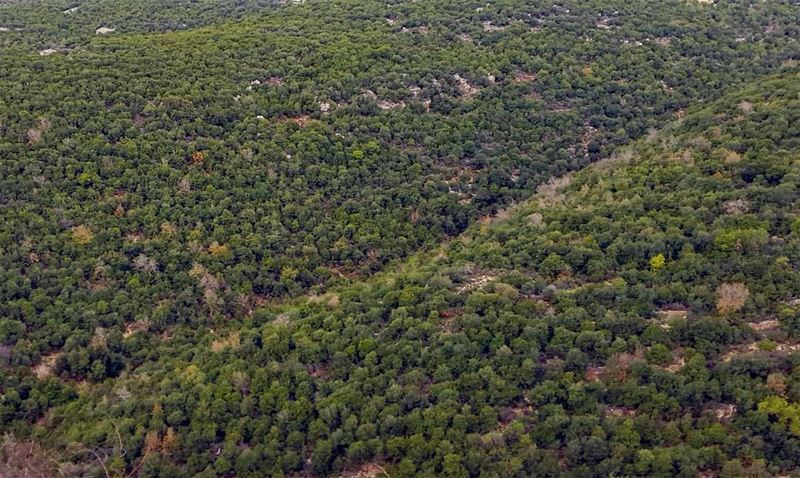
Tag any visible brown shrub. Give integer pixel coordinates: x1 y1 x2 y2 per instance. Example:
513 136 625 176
70 225 94 245
133 253 158 273
208 242 230 257
716 282 749 314
211 332 240 352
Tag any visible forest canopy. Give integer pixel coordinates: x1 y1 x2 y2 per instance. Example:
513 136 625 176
1 0 800 477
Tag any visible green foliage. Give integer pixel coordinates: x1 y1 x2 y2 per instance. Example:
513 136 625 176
649 253 665 272
2 0 800 476
758 396 800 437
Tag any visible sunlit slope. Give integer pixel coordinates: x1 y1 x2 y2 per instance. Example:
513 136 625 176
17 69 800 477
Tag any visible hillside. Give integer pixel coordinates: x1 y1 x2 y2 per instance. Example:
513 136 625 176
2 0 800 476
2 0 800 378
4 62 800 476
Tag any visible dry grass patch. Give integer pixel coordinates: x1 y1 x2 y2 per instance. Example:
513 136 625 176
456 273 497 294
211 332 240 352
721 341 800 362
527 212 544 226
722 198 749 215
536 174 572 208
477 207 513 226
124 320 150 338
273 115 312 127
308 363 329 378
453 74 480 98
400 25 429 34
32 352 62 379
26 117 52 143
339 463 390 478
377 99 405 110
482 21 508 32
749 319 780 332
513 71 537 83
657 305 689 319
498 401 534 427
124 231 145 243
160 221 177 235
605 406 637 418
307 292 340 307
653 305 690 330
722 149 742 164
585 366 605 382
0 434 60 478
664 354 686 373
707 403 736 423
208 241 230 257
272 312 291 326
603 351 644 381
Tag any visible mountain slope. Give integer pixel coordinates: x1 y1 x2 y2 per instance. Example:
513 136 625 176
2 0 800 386
6 68 800 477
